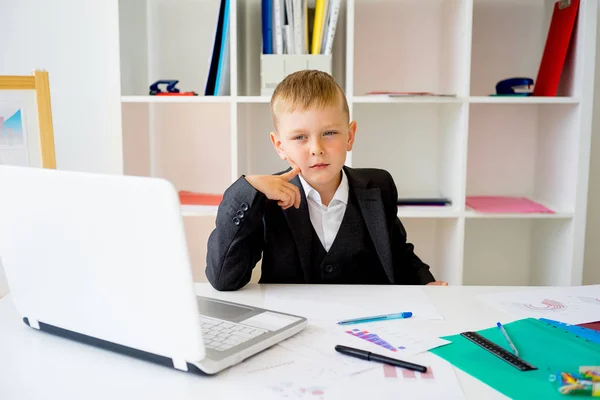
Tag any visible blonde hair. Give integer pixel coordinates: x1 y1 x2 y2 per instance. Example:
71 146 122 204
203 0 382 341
270 70 350 129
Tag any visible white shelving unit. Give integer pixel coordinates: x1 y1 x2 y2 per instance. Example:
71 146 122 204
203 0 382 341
118 0 597 286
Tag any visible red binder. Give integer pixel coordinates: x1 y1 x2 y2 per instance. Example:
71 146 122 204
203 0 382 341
533 0 580 96
178 191 223 206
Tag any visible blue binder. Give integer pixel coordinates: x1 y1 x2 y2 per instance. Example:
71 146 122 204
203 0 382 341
539 318 600 345
262 0 273 54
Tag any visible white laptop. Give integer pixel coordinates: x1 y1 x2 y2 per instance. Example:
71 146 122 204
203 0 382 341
0 165 307 374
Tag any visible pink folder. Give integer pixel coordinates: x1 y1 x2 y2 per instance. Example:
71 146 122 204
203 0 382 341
466 196 554 214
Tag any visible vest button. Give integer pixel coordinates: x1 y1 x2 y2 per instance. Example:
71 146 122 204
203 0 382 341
325 264 334 273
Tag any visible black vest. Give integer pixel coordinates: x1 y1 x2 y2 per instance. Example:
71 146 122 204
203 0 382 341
308 188 389 284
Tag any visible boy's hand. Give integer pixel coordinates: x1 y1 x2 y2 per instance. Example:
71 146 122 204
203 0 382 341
245 167 301 210
426 281 448 286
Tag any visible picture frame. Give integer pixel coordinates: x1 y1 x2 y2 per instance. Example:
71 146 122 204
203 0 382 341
0 70 56 169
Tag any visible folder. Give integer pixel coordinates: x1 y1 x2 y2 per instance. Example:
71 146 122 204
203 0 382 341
465 196 554 214
540 318 600 345
533 0 580 96
311 0 327 54
262 0 273 54
205 0 228 95
178 191 223 206
430 318 600 399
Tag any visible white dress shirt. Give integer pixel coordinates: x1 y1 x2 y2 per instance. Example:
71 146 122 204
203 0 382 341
298 170 349 252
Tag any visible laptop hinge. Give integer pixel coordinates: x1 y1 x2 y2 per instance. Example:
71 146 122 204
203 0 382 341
29 318 40 330
172 358 188 372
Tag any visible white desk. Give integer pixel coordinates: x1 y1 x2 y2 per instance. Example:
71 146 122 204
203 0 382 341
0 284 540 399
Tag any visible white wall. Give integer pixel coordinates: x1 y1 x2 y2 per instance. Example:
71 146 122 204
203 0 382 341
0 0 123 174
0 0 123 296
583 3 600 285
0 259 7 298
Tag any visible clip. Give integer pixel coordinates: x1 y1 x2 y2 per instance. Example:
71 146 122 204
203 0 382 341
494 77 534 96
559 0 571 10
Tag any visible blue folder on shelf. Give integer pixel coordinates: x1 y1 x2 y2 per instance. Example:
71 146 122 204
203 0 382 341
205 0 230 96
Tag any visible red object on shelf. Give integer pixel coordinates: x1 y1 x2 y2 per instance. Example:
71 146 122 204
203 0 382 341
466 196 555 214
533 0 580 96
178 191 223 206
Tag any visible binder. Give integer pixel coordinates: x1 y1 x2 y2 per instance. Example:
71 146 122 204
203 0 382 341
430 318 600 400
311 0 327 54
273 0 284 54
214 0 230 96
322 0 341 55
262 0 273 54
284 0 295 54
178 191 223 206
533 0 580 96
205 0 227 95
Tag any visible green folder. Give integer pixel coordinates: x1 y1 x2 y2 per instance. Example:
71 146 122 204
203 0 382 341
430 318 600 399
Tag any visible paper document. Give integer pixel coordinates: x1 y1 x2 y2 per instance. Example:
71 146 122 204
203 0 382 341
264 285 444 322
338 320 451 357
477 285 600 324
348 352 466 400
277 324 374 376
221 351 465 400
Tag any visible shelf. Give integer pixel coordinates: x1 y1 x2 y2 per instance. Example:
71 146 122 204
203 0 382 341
463 210 573 219
121 102 232 195
470 0 580 97
237 103 288 176
397 206 459 218
353 0 470 98
352 96 462 104
401 218 463 285
180 205 462 219
121 96 232 103
119 0 226 97
352 102 466 208
467 103 579 213
463 218 573 286
179 205 573 219
237 96 271 103
469 96 579 104
114 0 595 287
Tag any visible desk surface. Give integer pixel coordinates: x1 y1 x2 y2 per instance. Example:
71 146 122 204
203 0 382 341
0 284 543 399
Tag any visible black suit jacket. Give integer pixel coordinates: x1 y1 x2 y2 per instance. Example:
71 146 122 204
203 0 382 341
205 166 435 291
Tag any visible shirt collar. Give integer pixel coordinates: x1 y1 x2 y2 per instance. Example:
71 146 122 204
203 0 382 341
298 168 349 206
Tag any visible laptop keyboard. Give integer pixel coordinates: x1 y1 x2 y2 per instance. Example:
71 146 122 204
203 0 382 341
199 315 268 352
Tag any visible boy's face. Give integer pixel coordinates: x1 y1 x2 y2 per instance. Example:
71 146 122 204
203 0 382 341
270 103 356 192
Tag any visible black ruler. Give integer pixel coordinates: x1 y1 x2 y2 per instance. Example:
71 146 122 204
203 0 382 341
460 331 538 371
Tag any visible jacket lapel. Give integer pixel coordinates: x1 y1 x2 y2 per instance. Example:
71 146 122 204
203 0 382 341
283 174 313 282
344 167 395 283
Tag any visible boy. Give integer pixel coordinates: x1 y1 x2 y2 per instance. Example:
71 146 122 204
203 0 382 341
206 70 446 291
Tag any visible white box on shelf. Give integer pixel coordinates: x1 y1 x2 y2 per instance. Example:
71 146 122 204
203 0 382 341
260 54 332 96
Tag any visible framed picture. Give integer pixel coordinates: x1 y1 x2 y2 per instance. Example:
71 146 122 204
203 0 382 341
0 70 56 169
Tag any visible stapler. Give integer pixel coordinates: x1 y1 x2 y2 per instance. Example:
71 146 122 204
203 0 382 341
149 80 198 96
493 78 534 96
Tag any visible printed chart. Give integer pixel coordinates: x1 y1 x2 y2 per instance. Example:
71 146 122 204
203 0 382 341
344 328 403 352
382 364 435 380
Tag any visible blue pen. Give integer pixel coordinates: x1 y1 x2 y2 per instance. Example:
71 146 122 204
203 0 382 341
496 322 519 356
337 312 412 325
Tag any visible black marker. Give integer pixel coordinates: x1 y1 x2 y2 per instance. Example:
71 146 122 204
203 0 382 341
334 344 427 373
